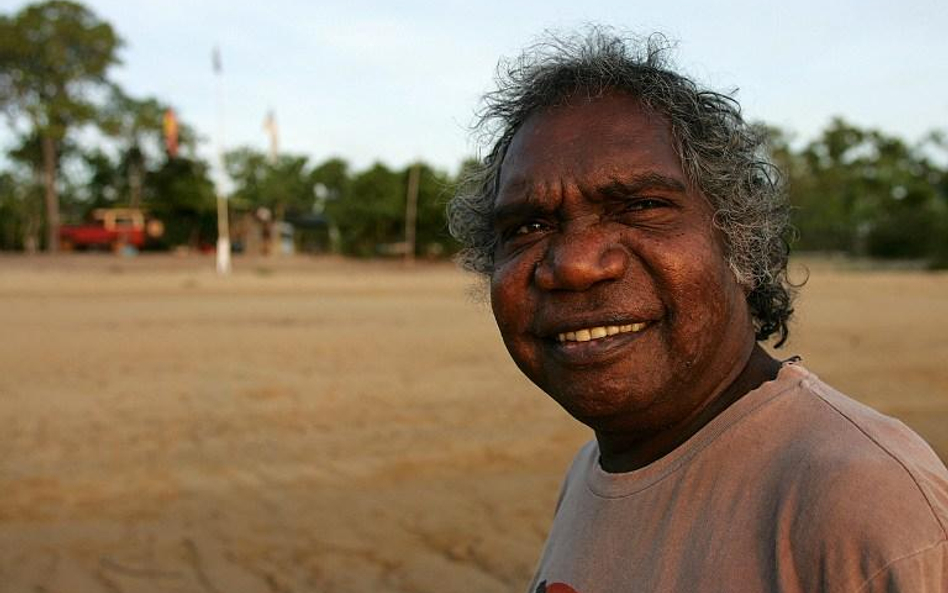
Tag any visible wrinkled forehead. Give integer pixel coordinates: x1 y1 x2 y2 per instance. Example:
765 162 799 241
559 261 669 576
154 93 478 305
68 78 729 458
495 93 688 206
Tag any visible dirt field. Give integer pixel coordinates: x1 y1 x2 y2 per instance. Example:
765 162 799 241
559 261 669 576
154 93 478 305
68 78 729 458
1 254 945 593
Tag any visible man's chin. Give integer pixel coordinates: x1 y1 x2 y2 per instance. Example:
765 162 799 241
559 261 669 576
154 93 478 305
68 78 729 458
545 383 670 430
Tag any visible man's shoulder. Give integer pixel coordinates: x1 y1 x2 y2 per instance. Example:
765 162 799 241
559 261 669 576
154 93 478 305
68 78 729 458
784 368 947 519
766 367 948 565
563 363 948 523
541 365 948 591
719 365 948 590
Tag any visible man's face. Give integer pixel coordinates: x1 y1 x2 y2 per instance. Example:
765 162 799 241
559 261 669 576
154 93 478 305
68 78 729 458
489 93 756 432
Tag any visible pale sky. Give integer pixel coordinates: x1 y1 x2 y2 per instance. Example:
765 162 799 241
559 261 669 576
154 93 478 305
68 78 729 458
2 0 948 177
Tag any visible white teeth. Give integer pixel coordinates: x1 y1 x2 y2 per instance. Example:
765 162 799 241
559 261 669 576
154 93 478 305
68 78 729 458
556 323 649 343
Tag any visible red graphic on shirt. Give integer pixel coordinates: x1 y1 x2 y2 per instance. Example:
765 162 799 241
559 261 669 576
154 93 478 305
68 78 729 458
535 581 580 593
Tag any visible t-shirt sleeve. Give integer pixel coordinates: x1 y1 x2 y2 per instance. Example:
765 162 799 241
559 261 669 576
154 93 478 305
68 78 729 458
855 540 947 592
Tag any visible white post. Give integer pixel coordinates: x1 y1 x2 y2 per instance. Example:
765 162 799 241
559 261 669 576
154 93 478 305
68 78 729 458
216 193 231 274
213 46 231 275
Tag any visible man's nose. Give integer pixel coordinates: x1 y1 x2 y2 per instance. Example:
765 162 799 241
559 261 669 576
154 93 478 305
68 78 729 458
533 221 629 291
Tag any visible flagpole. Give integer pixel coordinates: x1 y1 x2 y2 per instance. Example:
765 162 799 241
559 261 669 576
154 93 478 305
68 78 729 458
404 163 419 267
213 46 232 275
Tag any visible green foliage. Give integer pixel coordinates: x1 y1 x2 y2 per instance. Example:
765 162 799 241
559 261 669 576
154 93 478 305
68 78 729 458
99 89 167 150
784 118 948 263
310 157 351 202
412 162 459 256
81 148 119 205
0 1 121 137
0 171 30 250
144 156 217 248
312 160 460 257
930 210 948 270
224 148 315 216
326 162 403 256
0 0 122 250
98 89 168 207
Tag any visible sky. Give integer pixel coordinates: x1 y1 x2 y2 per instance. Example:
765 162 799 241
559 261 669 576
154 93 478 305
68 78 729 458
2 0 948 177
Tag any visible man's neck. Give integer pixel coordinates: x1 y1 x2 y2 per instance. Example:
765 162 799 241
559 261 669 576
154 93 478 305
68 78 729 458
595 344 783 473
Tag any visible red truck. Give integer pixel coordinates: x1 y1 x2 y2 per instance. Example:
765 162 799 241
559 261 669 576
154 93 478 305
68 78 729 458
60 208 164 251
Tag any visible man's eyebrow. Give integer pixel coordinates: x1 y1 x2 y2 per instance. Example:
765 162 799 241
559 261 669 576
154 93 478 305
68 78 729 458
491 199 547 227
595 172 687 198
490 172 688 224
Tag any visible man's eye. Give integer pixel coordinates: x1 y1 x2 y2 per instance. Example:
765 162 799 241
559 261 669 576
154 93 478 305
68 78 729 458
513 221 547 236
501 221 548 241
623 198 666 212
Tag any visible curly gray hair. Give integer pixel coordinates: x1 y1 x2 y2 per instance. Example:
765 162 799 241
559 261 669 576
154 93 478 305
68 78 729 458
447 28 796 345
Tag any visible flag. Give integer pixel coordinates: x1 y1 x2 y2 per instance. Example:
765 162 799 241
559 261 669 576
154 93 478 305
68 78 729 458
163 108 179 158
212 46 222 74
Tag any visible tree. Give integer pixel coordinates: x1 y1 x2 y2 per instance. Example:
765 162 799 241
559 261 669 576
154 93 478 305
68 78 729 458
408 162 458 257
0 168 38 251
93 90 199 215
327 162 404 256
0 1 121 251
310 157 351 203
145 155 216 248
99 89 169 208
224 147 315 219
306 157 351 253
919 132 948 268
789 118 944 258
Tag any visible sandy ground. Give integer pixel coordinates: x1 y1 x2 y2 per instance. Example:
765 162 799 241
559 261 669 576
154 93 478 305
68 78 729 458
0 254 945 593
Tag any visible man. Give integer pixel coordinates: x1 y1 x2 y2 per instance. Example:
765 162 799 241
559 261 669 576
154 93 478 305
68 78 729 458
448 30 948 592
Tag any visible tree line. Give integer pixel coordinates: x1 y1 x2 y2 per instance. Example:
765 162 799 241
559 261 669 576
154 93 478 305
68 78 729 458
770 122 948 267
1 1 946 266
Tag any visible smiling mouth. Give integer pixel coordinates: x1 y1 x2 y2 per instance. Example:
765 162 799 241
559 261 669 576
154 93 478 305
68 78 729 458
556 322 650 343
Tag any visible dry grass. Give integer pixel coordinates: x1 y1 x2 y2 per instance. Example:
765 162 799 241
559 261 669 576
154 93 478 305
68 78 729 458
0 254 945 592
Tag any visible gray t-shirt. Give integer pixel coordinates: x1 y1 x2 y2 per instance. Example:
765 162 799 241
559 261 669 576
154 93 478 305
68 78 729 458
529 363 948 593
